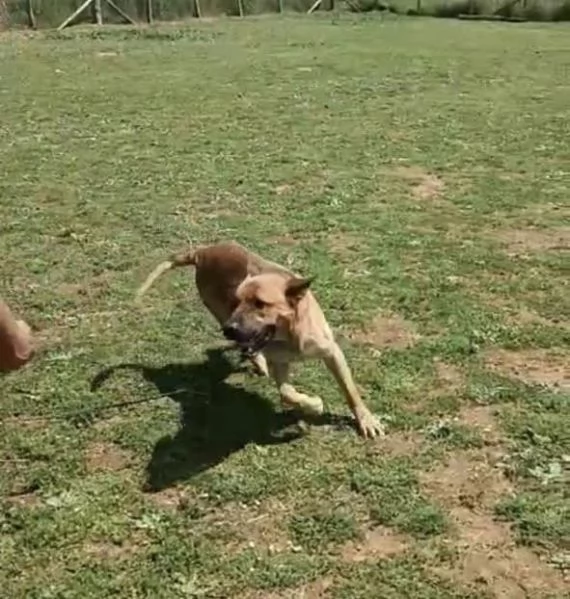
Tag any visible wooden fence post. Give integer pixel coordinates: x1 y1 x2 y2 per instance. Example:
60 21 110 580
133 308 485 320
0 0 9 30
106 0 136 23
92 0 103 24
26 0 36 28
58 0 136 30
307 0 323 13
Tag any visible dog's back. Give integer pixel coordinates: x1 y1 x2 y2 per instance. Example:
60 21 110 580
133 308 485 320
136 241 293 326
194 243 250 324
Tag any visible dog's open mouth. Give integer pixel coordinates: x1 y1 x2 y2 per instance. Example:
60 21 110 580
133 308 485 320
242 326 276 356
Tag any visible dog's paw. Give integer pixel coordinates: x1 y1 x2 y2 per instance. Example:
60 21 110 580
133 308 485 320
298 394 324 417
355 410 385 439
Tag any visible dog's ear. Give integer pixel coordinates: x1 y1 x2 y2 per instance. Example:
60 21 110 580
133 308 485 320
285 276 314 304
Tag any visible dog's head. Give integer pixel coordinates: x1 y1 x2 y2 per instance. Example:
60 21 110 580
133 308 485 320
222 273 313 354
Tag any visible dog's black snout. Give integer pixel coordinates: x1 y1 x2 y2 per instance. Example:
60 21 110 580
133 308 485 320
222 322 240 341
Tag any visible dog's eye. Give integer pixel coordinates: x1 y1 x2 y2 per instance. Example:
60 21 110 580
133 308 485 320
253 298 266 310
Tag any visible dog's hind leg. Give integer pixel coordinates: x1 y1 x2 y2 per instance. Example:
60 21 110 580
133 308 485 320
268 360 323 416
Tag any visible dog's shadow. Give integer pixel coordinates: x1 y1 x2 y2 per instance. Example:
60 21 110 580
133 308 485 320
91 348 353 492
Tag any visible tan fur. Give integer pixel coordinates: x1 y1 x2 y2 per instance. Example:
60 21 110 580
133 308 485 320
136 242 292 377
230 273 384 439
137 241 382 438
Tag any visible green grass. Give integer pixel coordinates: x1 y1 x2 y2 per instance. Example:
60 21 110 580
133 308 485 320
1 14 569 598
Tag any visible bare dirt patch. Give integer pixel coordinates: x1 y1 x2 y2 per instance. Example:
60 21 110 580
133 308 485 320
422 450 566 597
452 544 567 598
240 577 333 599
92 414 126 432
485 348 570 391
421 450 512 512
457 405 501 445
83 539 142 561
144 486 191 510
3 415 49 432
274 184 293 196
509 307 569 331
349 313 419 350
5 491 42 508
85 441 132 473
430 360 465 397
267 234 300 247
388 165 446 201
494 227 570 256
413 174 445 201
327 231 363 258
369 431 423 458
57 272 111 301
341 525 409 563
219 499 291 555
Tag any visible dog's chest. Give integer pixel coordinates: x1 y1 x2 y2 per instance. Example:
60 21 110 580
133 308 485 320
264 338 321 361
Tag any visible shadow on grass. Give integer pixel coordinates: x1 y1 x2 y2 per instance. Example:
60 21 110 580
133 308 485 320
91 347 354 492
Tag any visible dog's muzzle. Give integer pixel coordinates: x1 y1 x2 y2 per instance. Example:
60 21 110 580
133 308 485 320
222 323 276 355
222 322 242 342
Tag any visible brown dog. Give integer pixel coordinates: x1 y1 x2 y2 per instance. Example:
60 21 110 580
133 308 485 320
136 242 383 438
136 242 291 376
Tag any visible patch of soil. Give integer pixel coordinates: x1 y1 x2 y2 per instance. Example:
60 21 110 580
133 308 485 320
431 360 465 396
390 165 445 201
84 441 132 473
485 348 570 391
422 450 566 597
220 499 291 555
349 313 419 350
274 184 293 196
83 538 143 561
457 405 501 445
92 415 126 432
494 227 570 256
57 272 111 301
145 486 190 510
370 431 423 458
509 308 569 331
454 545 567 598
5 492 42 508
327 232 362 258
341 525 409 563
267 234 299 246
421 450 512 512
413 174 445 201
3 415 49 431
241 577 333 599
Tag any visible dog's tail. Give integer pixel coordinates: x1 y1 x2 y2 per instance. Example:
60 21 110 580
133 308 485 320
135 248 197 304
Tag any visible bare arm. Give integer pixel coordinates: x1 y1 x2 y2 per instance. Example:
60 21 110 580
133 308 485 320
0 299 34 372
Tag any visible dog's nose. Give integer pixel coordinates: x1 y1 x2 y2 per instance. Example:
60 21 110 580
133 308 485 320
222 323 240 341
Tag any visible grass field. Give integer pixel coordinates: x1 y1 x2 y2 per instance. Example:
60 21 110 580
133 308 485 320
1 14 569 599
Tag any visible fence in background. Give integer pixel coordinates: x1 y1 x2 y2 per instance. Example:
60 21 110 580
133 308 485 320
1 0 569 30
3 0 331 29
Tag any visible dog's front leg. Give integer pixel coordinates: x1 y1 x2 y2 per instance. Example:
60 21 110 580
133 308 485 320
250 352 269 377
237 348 269 377
323 343 384 439
268 360 324 416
